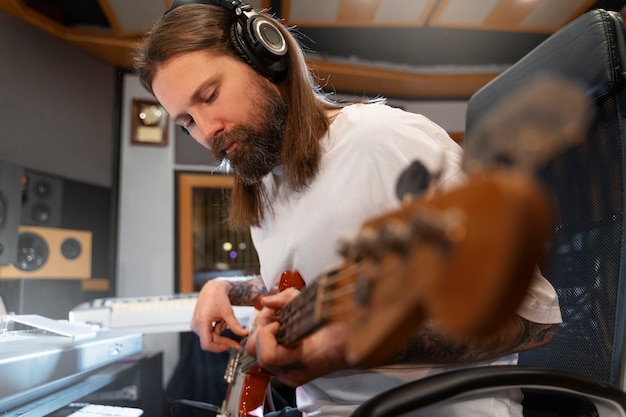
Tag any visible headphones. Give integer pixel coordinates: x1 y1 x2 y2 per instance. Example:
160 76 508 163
165 0 289 80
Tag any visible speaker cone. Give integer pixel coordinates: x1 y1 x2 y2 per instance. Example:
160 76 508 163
15 232 48 271
61 238 82 260
34 180 51 198
30 203 51 223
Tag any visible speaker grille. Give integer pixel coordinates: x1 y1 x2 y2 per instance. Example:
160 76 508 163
61 238 82 260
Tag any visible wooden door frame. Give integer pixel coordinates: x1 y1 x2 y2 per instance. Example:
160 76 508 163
177 172 234 293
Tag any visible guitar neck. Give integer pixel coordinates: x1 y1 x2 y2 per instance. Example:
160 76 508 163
238 275 328 374
274 276 327 346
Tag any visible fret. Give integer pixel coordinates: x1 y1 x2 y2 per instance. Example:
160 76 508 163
275 277 324 345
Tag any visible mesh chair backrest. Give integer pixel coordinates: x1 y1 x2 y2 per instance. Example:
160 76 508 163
526 89 625 386
465 9 626 388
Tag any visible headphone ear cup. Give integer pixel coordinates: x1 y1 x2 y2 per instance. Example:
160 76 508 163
230 12 288 80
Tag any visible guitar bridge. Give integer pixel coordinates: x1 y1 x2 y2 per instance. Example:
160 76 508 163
224 346 260 384
224 348 242 384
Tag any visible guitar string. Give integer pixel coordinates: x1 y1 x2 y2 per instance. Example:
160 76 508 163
276 258 401 343
316 261 399 321
235 259 402 374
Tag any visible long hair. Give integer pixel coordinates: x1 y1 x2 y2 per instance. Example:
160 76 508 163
134 5 340 229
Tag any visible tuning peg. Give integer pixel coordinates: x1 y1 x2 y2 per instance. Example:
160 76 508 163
409 208 466 256
338 208 465 263
338 227 379 262
338 219 413 262
409 211 446 243
376 219 414 256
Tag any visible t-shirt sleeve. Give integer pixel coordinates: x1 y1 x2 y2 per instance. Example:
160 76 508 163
516 269 562 324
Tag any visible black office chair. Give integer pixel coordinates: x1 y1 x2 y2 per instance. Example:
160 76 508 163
353 8 626 417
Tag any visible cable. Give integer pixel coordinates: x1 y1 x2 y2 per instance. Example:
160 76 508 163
169 399 222 416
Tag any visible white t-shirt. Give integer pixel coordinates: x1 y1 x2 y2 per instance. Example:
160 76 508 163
251 103 562 417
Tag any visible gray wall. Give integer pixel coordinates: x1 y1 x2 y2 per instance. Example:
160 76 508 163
0 11 117 188
117 73 180 385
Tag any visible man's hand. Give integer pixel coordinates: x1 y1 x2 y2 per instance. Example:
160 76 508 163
190 278 250 351
245 288 350 387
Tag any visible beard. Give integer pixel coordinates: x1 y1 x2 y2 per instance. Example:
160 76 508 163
211 82 288 185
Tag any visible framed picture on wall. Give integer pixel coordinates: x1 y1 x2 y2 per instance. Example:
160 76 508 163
131 99 169 146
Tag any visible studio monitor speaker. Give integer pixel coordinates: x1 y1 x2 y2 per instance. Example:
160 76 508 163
21 170 63 227
0 160 24 266
0 225 92 279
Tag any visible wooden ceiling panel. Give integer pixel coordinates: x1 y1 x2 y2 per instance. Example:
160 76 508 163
336 0 381 24
284 0 598 30
429 0 597 33
285 0 435 27
484 0 537 28
308 58 498 99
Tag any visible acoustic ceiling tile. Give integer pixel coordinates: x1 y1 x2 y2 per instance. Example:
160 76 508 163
520 0 590 30
289 0 341 23
374 0 432 24
437 0 499 25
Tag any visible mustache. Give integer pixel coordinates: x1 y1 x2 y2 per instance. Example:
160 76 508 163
211 134 227 160
211 129 239 161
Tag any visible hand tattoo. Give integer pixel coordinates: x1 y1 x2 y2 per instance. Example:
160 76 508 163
228 276 268 305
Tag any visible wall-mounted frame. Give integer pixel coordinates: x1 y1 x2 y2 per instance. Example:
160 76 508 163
130 99 169 146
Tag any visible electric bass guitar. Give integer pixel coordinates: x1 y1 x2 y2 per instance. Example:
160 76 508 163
218 76 593 417
219 171 554 417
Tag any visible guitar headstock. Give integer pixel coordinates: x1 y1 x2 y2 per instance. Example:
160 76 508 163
337 171 555 367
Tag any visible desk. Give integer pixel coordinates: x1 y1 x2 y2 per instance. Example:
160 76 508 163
3 352 163 417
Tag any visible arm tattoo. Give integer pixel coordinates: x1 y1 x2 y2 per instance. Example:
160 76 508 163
227 276 268 305
388 316 560 365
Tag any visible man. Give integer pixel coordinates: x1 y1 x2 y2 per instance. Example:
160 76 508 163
134 1 562 416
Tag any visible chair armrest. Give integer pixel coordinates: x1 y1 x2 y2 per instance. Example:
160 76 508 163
351 366 626 417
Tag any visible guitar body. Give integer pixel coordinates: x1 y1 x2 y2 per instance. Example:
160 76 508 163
221 271 306 417
221 365 271 417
